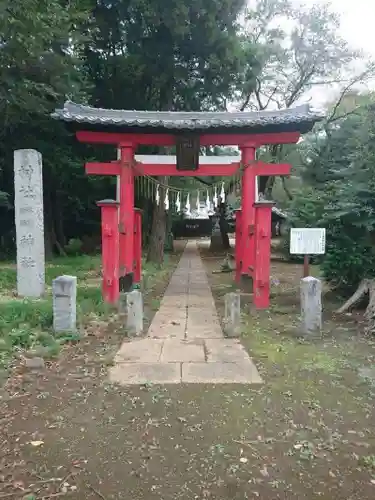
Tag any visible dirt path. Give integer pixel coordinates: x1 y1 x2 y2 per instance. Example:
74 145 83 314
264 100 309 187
1 244 375 499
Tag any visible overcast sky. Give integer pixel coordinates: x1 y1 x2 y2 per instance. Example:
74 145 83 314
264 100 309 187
286 1 375 107
306 0 374 57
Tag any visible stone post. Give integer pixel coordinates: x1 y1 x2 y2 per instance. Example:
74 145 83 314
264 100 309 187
300 276 322 337
52 276 77 332
14 149 45 297
126 290 143 336
223 292 241 338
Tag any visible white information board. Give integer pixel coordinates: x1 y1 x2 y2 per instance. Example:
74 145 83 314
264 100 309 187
290 228 326 255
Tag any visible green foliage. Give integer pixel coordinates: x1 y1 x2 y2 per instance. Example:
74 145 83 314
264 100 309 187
287 186 328 228
321 230 375 292
279 186 329 263
0 299 53 332
78 285 110 318
65 238 83 256
359 455 375 469
0 0 372 278
85 0 249 112
0 254 105 372
0 0 88 127
239 0 369 199
317 104 375 290
242 0 359 112
286 97 375 293
0 0 259 259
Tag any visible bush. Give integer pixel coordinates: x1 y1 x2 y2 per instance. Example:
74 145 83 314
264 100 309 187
321 225 375 294
282 183 375 295
64 238 83 256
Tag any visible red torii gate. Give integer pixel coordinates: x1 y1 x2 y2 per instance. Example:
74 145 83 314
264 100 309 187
52 102 322 308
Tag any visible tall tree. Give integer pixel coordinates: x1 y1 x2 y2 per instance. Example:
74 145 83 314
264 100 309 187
82 0 255 263
0 0 87 130
237 0 371 198
0 0 94 256
84 0 247 112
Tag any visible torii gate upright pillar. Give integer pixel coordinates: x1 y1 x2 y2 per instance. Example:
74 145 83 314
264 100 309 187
253 201 275 309
119 145 135 290
240 145 257 277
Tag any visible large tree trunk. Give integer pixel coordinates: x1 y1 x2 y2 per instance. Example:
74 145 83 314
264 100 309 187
55 192 66 248
146 176 167 265
336 278 375 334
259 145 288 199
219 217 230 250
210 202 230 252
44 188 66 258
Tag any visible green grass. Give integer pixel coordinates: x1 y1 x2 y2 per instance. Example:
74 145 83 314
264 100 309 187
0 255 102 293
0 255 104 373
0 268 17 291
242 314 351 378
0 298 53 330
0 252 180 376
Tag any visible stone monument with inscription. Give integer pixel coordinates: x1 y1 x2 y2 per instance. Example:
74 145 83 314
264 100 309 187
14 149 45 297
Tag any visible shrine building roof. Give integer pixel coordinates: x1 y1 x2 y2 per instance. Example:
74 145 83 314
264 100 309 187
52 101 324 135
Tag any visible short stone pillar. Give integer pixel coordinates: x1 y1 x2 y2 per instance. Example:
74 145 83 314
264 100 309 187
14 149 45 297
223 292 241 338
300 276 322 337
52 276 77 332
126 290 143 336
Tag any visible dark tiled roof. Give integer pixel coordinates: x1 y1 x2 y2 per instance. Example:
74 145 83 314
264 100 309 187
52 101 324 132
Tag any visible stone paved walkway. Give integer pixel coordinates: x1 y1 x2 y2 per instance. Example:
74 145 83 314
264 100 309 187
109 241 263 385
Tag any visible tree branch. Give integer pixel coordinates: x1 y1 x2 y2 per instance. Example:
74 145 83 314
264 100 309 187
281 176 293 200
240 93 251 112
326 67 375 124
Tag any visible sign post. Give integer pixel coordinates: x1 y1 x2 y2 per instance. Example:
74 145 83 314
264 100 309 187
290 228 326 276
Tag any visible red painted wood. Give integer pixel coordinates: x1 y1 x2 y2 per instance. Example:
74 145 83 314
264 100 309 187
76 130 301 147
86 162 120 176
134 162 240 177
240 146 256 277
85 160 290 178
97 201 119 304
119 147 135 278
133 210 142 284
253 203 274 309
234 210 242 283
80 130 296 307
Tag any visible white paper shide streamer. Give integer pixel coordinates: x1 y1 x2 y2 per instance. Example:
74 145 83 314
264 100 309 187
176 192 181 212
155 184 160 205
185 193 190 214
220 182 225 203
213 186 218 208
205 190 210 210
196 190 200 210
164 188 169 211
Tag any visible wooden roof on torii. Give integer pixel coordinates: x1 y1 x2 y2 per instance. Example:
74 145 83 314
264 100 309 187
52 101 324 145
